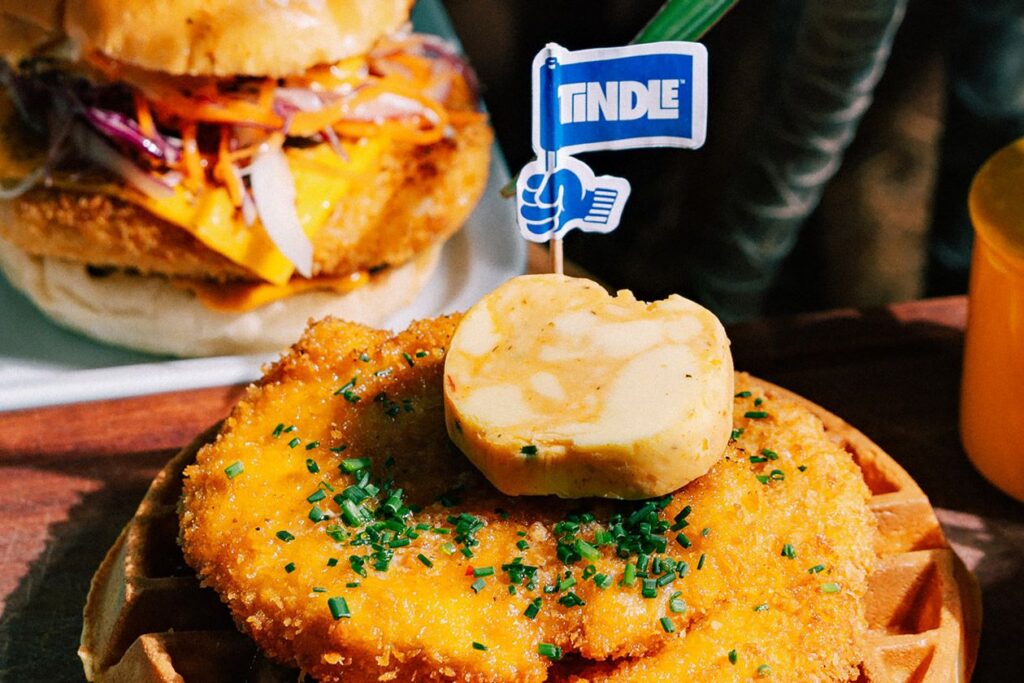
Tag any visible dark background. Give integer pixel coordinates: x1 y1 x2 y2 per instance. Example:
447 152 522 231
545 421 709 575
444 0 956 316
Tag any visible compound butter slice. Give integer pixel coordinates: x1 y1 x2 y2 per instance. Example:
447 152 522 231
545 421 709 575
443 274 734 499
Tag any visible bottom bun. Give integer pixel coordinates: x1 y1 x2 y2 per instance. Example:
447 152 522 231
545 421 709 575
0 237 442 357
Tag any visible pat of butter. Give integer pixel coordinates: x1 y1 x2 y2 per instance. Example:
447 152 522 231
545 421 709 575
444 274 734 499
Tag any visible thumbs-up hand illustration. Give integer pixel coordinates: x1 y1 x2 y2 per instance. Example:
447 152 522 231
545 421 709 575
515 157 631 242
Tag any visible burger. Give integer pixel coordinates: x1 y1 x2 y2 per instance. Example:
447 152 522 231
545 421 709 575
0 0 492 356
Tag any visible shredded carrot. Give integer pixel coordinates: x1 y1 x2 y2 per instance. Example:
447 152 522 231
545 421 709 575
133 91 156 137
214 127 244 207
180 123 205 191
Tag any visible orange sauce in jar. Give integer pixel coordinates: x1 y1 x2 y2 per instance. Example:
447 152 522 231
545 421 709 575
962 138 1024 502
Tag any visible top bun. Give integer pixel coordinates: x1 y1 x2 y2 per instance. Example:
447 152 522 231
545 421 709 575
4 0 414 77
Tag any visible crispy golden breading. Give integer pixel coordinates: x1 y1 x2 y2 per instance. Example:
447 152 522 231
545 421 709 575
0 117 491 282
180 317 874 682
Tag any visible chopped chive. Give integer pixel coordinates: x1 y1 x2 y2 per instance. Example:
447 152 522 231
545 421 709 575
441 542 457 555
389 538 410 548
730 428 744 440
735 391 752 398
520 445 538 456
756 475 771 485
557 576 577 592
821 582 841 593
557 591 585 608
402 352 415 366
287 437 301 448
593 573 613 589
346 581 360 588
312 586 327 593
473 566 495 577
327 596 350 619
641 578 658 599
698 553 706 570
745 411 769 419
330 444 349 453
582 564 597 580
761 449 779 460
417 554 433 568
656 571 676 587
770 469 785 481
472 641 487 651
272 423 285 437
305 458 320 473
224 461 244 479
538 643 562 661
675 532 692 549
669 594 687 613
327 558 339 567
305 441 320 451
757 664 772 677
470 578 486 593
516 539 530 550
524 598 543 619
677 560 690 577
781 543 796 559
461 547 475 558
754 603 769 612
341 457 371 473
728 649 738 665
276 530 295 543
808 564 826 574
702 527 711 537
283 425 297 433
798 464 808 472
284 562 296 573
754 397 764 407
308 505 326 522
415 350 428 358
575 539 600 562
749 455 768 463
307 489 327 503
659 617 676 633
622 562 637 587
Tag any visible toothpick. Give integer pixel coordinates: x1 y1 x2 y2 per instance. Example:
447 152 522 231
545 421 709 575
550 238 564 275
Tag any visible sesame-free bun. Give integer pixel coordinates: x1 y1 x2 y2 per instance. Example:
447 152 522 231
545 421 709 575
0 236 442 357
2 0 413 77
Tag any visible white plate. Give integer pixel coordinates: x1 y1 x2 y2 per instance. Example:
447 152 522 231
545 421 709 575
0 0 525 412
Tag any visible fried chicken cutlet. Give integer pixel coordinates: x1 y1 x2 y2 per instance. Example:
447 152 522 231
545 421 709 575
180 316 875 682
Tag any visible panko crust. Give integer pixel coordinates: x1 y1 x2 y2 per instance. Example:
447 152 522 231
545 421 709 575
180 317 875 682
0 117 491 283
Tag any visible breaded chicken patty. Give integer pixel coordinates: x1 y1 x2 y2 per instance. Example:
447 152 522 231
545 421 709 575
0 115 491 282
180 317 875 682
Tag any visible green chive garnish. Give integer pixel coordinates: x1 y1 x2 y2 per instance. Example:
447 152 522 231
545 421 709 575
669 593 687 613
417 554 433 568
517 539 530 550
305 458 320 473
537 643 562 661
284 562 296 573
307 489 326 503
441 542 457 555
359 352 371 362
288 437 301 448
675 532 692 549
593 573 613 589
761 449 778 460
735 391 752 398
305 441 320 451
346 581 360 588
224 461 244 479
312 586 327 593
327 596 350 619
744 411 769 419
808 564 826 574
641 578 658 599
327 558 339 567
754 397 764 407
781 543 796 559
308 505 326 522
472 641 487 651
697 553 706 570
415 350 428 358
798 464 808 472
821 582 841 593
473 566 495 577
728 649 738 664
276 530 295 542
659 617 676 633
341 457 371 473
730 428 744 440
403 352 415 366
770 469 785 481
272 423 285 437
754 603 769 612
520 445 538 456
757 664 772 677
283 425 297 433
524 598 542 619
471 578 486 593
749 455 768 463
575 539 600 562
622 562 637 587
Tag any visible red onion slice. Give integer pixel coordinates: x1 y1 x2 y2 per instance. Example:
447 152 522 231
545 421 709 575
72 124 175 199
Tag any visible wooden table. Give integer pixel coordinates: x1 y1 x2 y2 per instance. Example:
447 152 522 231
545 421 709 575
1 296 1020 680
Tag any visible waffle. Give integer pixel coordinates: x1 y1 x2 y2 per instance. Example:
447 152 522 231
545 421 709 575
79 379 981 682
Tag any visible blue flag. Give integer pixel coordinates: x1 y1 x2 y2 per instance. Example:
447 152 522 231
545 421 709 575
517 41 708 243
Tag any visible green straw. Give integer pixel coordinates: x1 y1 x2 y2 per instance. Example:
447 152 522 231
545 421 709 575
634 0 740 44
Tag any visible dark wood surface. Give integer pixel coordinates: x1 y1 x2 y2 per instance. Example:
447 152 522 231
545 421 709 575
1 295 1021 681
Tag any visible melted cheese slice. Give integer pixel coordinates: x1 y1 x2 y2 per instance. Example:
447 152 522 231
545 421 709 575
444 274 735 499
0 96 386 285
